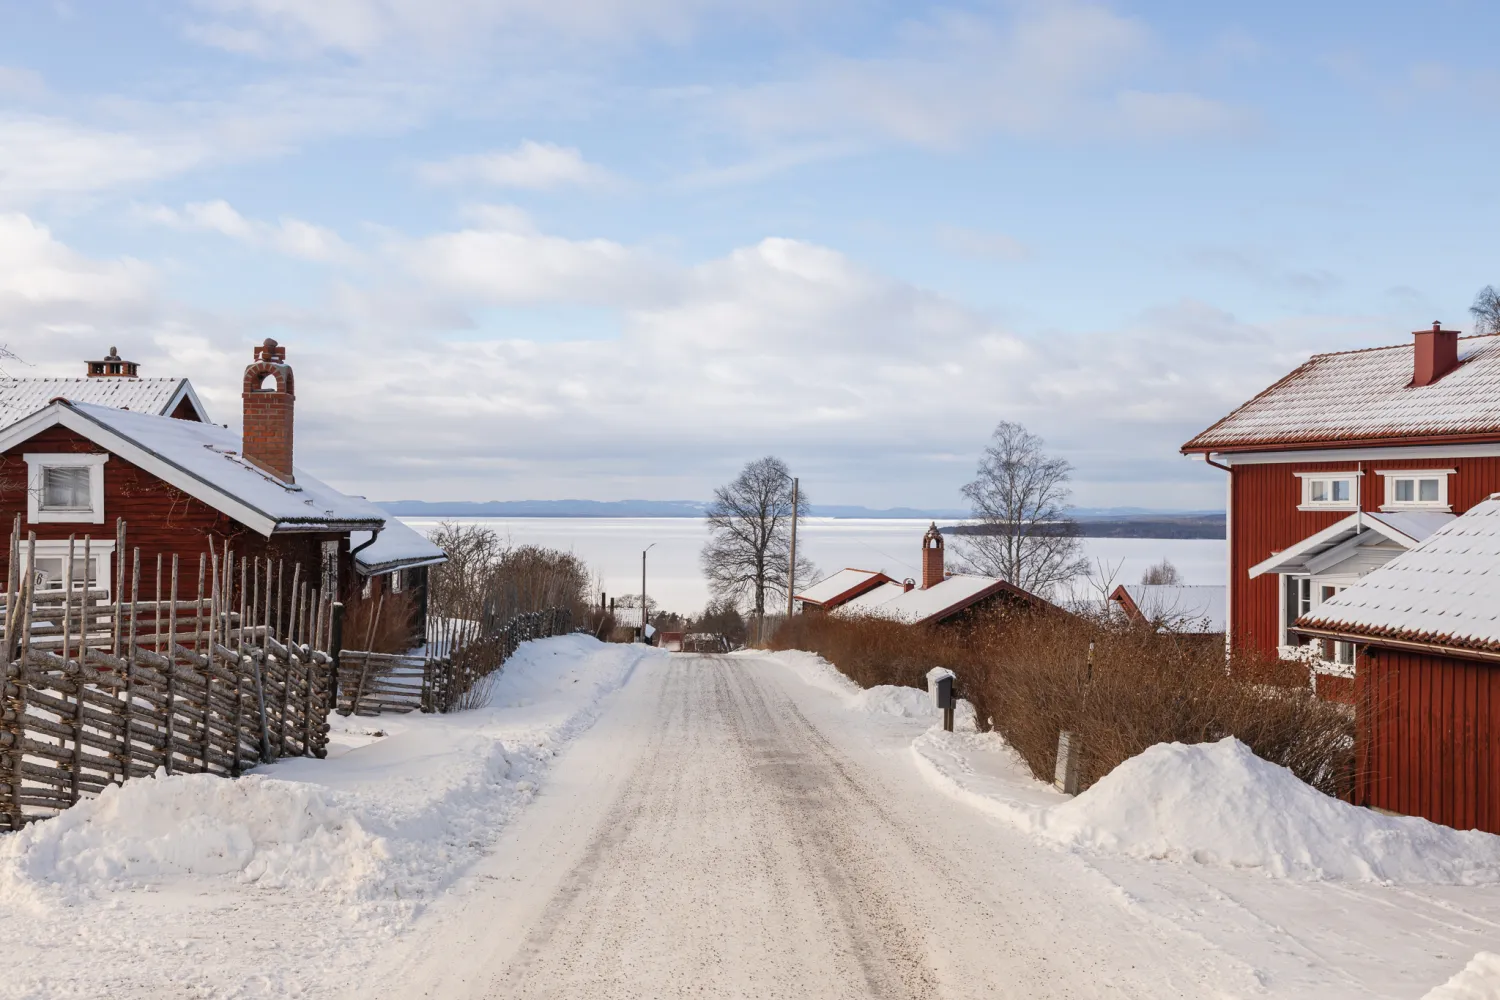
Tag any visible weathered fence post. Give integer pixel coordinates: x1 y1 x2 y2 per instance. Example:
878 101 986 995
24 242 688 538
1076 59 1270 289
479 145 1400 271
1054 731 1082 794
329 601 344 717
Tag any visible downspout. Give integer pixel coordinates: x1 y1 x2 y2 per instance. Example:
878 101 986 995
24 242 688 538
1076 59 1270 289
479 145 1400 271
1204 453 1233 661
349 528 382 592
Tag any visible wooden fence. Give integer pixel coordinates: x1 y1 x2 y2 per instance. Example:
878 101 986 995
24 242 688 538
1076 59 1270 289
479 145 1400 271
0 519 337 829
340 608 572 715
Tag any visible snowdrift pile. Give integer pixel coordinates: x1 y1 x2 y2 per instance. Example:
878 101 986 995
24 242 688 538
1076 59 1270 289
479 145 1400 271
1422 952 1500 1000
0 635 660 915
1038 738 1500 884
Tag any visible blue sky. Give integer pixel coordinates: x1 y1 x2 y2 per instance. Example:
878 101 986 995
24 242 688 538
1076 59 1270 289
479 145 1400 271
2 0 1497 509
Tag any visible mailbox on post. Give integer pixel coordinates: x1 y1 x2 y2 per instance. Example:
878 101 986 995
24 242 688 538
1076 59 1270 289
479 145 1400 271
925 667 956 733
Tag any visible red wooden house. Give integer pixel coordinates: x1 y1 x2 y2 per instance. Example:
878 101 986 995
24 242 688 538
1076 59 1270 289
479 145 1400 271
1297 496 1500 833
796 523 1057 626
0 339 439 615
1182 323 1500 696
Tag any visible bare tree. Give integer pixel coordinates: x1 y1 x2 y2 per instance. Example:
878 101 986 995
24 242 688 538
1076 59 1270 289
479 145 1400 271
957 421 1088 597
1472 285 1500 335
1140 558 1182 585
701 456 813 616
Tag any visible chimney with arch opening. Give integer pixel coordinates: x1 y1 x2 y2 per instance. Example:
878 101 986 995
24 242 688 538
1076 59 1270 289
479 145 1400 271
921 522 945 590
241 338 295 483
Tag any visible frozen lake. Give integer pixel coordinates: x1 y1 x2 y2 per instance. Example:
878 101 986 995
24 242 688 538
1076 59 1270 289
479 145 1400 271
397 516 1225 616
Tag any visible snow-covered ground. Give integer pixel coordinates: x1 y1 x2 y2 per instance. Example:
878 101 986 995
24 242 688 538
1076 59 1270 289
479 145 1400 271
2 638 1497 998
0 635 664 999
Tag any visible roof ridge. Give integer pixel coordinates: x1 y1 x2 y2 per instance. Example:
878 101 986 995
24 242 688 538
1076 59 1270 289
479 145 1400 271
1306 331 1500 361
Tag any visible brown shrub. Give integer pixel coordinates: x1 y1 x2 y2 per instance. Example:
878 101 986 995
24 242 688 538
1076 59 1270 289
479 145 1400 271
771 610 1355 798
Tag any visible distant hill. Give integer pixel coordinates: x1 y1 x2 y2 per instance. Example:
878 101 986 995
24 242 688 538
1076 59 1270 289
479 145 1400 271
377 500 1225 536
945 512 1225 540
378 499 972 519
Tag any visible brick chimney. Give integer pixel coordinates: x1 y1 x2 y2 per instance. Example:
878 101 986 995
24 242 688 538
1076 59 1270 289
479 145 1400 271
86 346 138 378
1413 321 1460 387
921 522 945 590
241 338 295 483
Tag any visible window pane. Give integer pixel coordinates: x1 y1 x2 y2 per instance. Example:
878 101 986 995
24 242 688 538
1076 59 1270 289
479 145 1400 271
41 467 91 509
1332 480 1350 502
1310 481 1328 502
1395 479 1414 503
1419 479 1440 502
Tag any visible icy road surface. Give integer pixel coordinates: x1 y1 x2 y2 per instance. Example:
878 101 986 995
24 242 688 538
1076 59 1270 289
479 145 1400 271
377 655 1253 999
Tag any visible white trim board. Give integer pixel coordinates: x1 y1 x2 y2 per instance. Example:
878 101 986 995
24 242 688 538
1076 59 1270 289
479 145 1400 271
1208 443 1500 466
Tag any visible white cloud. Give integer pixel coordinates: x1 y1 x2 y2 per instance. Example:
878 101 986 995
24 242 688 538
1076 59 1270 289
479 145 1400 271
0 213 156 359
723 3 1245 146
142 200 351 261
418 141 612 190
0 116 210 203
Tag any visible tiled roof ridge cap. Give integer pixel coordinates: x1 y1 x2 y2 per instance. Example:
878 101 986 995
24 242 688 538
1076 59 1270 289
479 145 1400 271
1304 330 1500 362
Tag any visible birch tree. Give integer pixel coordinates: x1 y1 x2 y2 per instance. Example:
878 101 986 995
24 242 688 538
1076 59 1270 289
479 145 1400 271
700 456 813 616
958 421 1087 597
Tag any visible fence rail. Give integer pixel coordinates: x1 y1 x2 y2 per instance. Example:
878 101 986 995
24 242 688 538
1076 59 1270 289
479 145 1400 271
339 608 571 716
0 519 336 829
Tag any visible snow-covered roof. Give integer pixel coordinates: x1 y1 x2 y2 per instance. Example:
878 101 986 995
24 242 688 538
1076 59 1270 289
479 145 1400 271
1300 496 1500 652
0 400 385 537
795 568 892 608
351 518 447 575
1113 585 1226 633
840 573 1040 626
0 376 209 427
1248 510 1453 578
838 581 908 614
1183 333 1500 453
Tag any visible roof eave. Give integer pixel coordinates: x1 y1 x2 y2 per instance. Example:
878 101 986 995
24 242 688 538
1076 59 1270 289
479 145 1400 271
1184 428 1500 456
1292 625 1500 663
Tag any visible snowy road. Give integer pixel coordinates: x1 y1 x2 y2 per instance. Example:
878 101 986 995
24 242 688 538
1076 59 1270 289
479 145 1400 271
376 655 1250 999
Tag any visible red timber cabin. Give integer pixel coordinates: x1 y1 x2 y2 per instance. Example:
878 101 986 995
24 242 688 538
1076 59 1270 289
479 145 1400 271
0 341 443 613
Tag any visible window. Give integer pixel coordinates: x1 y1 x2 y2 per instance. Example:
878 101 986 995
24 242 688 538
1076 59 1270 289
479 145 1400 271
1283 576 1312 645
1380 470 1453 511
321 540 340 599
20 541 115 600
390 569 403 594
1297 472 1359 510
24 453 108 524
41 467 91 510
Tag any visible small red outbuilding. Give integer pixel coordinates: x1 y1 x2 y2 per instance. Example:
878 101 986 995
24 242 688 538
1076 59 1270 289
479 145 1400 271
1298 495 1500 833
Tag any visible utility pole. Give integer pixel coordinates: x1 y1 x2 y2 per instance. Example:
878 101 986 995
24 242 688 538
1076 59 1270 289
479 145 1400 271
641 542 656 641
786 477 799 618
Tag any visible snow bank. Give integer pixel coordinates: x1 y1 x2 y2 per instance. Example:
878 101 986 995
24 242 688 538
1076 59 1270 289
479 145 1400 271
1041 739 1500 883
915 732 1500 885
1422 953 1500 1000
0 635 662 916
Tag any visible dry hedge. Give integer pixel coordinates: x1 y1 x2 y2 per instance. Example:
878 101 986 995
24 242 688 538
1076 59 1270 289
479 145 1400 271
771 610 1355 797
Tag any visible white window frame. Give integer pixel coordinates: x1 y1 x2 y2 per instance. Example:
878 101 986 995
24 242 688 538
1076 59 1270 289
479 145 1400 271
1378 469 1454 512
1294 470 1361 511
390 569 403 594
19 540 116 599
24 453 108 525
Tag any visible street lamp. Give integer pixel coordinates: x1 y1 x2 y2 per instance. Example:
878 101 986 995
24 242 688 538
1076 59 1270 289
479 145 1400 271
642 542 657 640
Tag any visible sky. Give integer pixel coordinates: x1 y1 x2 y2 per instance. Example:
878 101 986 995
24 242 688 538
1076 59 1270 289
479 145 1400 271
1 1 1497 511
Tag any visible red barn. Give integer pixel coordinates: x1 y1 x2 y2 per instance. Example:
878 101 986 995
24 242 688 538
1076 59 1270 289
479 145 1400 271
1182 324 1500 695
0 339 437 612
